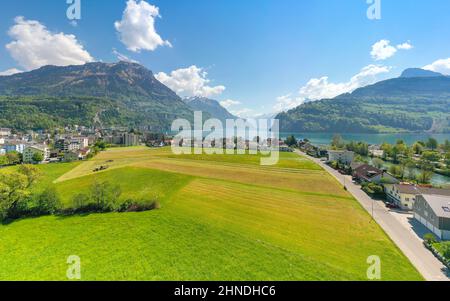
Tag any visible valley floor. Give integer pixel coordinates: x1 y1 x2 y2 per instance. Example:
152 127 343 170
0 147 422 280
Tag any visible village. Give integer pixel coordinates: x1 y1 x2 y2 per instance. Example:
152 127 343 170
298 137 450 246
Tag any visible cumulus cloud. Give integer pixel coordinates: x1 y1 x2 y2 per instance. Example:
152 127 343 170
423 58 450 75
112 48 139 64
371 40 397 61
0 68 23 76
220 99 241 109
5 16 93 70
155 65 226 98
274 64 391 112
114 0 171 52
397 42 413 50
370 40 413 61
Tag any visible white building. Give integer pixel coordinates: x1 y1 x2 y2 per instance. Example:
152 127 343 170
328 150 355 165
0 128 11 136
414 194 450 240
23 145 50 164
385 184 450 211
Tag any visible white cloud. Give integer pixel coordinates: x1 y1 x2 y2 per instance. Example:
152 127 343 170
0 68 23 76
371 40 397 61
155 65 226 98
220 99 241 109
274 64 391 112
370 40 413 61
5 16 94 71
397 42 413 50
114 0 171 52
423 58 450 75
112 49 139 64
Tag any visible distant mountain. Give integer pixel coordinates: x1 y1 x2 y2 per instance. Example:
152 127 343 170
400 68 444 78
277 69 450 134
0 62 196 131
183 96 236 121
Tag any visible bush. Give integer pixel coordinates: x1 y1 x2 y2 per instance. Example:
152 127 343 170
117 199 161 212
362 182 385 196
424 233 438 245
34 187 61 215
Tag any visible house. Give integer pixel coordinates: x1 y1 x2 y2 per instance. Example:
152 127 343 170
23 145 50 164
368 145 384 158
385 184 450 211
352 164 382 183
353 164 399 185
3 141 26 154
328 150 355 165
413 194 450 240
0 128 11 136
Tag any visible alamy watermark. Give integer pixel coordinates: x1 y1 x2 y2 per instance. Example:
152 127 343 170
66 0 81 23
171 112 280 166
367 255 381 280
67 255 81 280
367 0 381 20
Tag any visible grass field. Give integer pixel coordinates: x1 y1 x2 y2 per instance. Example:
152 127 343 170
0 147 423 280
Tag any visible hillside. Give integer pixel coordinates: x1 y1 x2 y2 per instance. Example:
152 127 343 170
183 96 236 121
277 69 450 133
0 62 195 131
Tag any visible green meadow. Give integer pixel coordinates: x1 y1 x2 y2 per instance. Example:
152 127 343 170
0 147 422 280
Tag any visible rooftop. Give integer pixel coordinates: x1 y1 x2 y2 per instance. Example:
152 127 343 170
421 194 450 219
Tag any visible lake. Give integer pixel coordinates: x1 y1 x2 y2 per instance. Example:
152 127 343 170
281 132 450 146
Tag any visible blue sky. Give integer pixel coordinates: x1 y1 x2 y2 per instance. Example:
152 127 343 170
1 0 450 116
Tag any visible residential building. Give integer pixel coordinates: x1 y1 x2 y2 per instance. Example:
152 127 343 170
3 141 27 154
368 145 384 158
23 145 50 164
385 184 450 211
414 194 450 240
123 133 139 146
328 150 355 165
0 128 11 136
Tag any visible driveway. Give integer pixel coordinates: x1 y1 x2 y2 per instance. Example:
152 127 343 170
297 151 449 281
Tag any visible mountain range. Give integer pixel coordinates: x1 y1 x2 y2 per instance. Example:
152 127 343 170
183 96 237 121
0 63 449 134
276 68 450 133
0 62 233 131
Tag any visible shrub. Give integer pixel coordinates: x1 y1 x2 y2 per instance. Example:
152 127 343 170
34 187 61 215
424 233 438 245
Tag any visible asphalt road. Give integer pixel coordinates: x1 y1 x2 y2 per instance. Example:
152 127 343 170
297 150 450 281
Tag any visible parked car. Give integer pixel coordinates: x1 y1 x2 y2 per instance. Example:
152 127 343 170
386 202 399 209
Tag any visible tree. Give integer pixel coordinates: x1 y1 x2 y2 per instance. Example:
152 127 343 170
381 143 392 160
6 152 21 165
284 135 297 147
422 151 441 163
331 134 345 149
443 140 450 152
35 187 61 215
412 142 424 155
0 172 29 221
18 165 41 188
424 233 437 245
90 180 122 211
417 160 434 184
426 138 438 150
372 158 384 169
32 152 44 163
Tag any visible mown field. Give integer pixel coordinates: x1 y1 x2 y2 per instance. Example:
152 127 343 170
0 147 422 280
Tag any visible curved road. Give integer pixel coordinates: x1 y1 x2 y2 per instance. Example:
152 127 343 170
298 151 450 281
